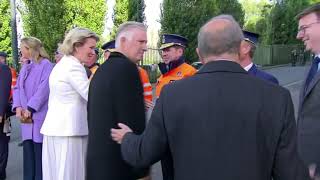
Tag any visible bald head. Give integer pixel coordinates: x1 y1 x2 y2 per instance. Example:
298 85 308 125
197 15 244 63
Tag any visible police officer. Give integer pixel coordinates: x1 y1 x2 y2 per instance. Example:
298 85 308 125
84 48 100 78
156 34 197 98
101 40 116 61
239 31 279 84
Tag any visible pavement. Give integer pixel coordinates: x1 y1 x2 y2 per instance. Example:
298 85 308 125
5 64 310 180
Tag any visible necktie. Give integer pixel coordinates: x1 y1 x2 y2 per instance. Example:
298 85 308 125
305 56 320 89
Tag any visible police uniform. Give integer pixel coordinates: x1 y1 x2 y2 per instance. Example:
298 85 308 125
85 48 100 79
101 40 116 61
243 30 279 85
156 34 197 98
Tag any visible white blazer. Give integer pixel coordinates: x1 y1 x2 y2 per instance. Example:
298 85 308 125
41 55 90 136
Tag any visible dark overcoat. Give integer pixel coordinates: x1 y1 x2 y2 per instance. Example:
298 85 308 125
86 52 148 180
121 60 310 180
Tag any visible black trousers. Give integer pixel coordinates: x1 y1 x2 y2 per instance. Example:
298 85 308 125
0 135 9 180
23 140 42 180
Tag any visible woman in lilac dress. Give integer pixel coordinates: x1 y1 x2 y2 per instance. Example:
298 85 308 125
12 37 53 180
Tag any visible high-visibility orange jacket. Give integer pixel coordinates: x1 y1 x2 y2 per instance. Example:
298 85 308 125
156 62 196 98
89 64 99 75
9 67 17 99
138 67 153 103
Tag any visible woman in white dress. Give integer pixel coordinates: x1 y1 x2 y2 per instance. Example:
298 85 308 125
40 27 99 180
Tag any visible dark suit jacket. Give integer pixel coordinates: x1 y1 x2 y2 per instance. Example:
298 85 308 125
121 60 310 180
86 52 148 180
248 64 279 84
0 64 12 136
298 60 320 175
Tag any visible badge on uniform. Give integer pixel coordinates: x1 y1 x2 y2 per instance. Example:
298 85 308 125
176 71 182 77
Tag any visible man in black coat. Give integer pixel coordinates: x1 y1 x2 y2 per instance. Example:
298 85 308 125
111 15 310 180
86 21 149 180
0 63 12 180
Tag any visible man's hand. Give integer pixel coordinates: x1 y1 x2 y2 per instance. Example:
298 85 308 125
0 116 2 123
309 164 320 180
144 100 154 111
111 123 133 144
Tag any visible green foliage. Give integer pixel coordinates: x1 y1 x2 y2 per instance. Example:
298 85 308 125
262 0 310 45
0 0 12 64
22 0 106 58
64 0 106 35
112 0 128 37
240 0 270 32
22 0 66 59
160 0 244 63
128 0 145 23
217 0 244 27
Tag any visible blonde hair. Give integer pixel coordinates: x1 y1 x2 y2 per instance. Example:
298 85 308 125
21 37 50 62
59 27 99 55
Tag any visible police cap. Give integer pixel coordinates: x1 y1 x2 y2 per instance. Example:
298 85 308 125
160 34 188 50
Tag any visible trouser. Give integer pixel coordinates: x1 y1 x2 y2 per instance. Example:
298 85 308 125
23 140 42 180
0 135 9 180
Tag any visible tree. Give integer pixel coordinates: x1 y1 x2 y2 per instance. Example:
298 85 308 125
0 0 12 64
21 0 106 58
160 0 244 62
240 0 270 32
112 0 128 37
216 0 245 27
64 0 106 36
21 0 67 58
263 0 310 45
128 0 145 23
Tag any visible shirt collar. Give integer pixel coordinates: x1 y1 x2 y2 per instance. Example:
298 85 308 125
244 62 253 72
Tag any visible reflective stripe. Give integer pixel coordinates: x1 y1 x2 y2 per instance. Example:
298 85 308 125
143 83 151 87
143 91 153 96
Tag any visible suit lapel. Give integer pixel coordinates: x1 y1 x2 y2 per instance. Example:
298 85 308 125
304 71 320 98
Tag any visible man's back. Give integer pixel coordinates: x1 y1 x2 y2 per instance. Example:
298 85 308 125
86 52 147 179
121 61 309 180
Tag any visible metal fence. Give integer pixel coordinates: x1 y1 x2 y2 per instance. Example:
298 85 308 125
254 44 312 66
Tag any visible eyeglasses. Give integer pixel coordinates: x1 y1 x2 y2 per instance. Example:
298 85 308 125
298 21 320 34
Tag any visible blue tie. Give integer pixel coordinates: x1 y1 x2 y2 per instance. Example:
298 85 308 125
306 57 320 89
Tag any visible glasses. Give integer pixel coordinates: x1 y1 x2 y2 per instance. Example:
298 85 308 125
298 21 320 34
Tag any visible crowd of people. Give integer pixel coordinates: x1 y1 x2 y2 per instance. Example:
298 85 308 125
0 3 319 180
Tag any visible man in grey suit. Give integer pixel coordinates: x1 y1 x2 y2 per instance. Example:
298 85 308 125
296 3 320 179
111 15 310 180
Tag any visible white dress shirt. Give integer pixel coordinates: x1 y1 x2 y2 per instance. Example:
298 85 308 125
244 63 253 72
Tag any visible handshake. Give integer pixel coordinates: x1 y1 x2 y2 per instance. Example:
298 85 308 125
15 107 33 123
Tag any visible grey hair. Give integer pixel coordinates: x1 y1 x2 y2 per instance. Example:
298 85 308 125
197 14 244 58
115 21 147 48
59 27 99 55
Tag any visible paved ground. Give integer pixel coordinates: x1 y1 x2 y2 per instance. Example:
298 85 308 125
5 64 310 180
